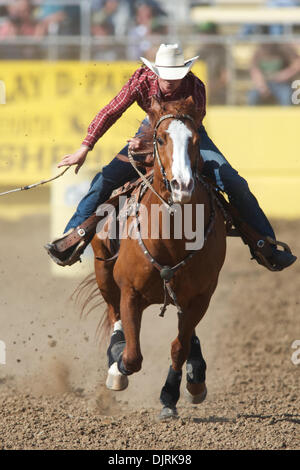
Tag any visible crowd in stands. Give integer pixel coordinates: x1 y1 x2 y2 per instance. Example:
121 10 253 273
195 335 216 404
91 0 167 60
0 1 166 42
0 1 80 38
0 0 300 105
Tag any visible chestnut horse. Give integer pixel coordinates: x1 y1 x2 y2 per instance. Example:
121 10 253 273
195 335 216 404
90 96 226 419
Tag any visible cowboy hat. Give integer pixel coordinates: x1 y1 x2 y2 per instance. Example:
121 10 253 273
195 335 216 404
140 44 199 80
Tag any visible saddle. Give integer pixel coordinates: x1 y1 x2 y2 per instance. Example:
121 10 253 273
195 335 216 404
45 164 291 271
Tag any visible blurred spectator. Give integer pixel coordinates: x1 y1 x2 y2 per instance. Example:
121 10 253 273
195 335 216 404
92 1 156 38
0 6 7 17
127 1 167 61
195 22 228 105
63 5 81 35
0 0 38 37
248 43 300 105
35 2 66 36
92 0 120 36
92 0 131 60
0 0 44 59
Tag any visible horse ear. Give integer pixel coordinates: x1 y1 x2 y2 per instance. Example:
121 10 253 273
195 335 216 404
184 95 197 119
185 95 195 110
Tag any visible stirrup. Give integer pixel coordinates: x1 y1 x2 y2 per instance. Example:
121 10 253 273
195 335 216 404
44 229 88 267
44 239 87 266
253 236 293 272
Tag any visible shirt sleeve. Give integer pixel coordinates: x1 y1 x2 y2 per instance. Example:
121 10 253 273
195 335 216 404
82 68 142 150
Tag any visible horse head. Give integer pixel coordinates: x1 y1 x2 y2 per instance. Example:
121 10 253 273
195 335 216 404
147 95 202 204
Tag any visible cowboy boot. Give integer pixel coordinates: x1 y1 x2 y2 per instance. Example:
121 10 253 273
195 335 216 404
44 211 101 266
44 228 93 267
217 191 297 271
254 236 297 271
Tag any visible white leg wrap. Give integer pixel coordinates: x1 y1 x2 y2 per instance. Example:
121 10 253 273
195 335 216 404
184 385 207 404
106 362 128 391
113 320 123 332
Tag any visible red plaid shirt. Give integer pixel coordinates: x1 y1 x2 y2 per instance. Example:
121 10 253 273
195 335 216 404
82 66 206 150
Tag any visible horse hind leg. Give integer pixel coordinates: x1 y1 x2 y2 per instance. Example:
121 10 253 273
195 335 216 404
185 334 207 404
106 318 129 391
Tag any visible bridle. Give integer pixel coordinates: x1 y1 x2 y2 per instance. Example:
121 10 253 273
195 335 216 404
128 112 199 212
153 113 198 194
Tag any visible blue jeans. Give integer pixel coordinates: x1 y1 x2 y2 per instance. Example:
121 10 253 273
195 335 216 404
65 122 275 239
248 82 292 106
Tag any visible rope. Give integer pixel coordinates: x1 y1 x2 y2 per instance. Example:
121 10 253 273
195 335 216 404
0 166 70 197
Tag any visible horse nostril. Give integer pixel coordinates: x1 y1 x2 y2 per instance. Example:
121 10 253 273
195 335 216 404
170 179 180 191
170 178 194 193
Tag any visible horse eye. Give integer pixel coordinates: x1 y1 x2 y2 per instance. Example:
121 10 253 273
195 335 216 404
157 137 164 146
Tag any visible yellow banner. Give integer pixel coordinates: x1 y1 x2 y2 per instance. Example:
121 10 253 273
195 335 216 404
205 107 300 219
0 61 206 185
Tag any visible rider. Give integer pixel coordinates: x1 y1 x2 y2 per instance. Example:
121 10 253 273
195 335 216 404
46 43 296 270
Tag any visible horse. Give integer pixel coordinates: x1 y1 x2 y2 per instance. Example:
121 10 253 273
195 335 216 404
86 95 227 419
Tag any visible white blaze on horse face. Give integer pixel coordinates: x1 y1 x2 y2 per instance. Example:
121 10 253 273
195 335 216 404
166 120 194 203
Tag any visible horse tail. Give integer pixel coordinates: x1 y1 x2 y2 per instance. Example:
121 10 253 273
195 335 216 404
71 273 111 345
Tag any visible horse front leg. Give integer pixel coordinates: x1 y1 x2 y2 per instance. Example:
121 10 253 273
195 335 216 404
159 293 211 420
159 333 189 420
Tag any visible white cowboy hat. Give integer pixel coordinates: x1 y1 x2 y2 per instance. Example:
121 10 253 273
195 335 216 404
140 44 199 80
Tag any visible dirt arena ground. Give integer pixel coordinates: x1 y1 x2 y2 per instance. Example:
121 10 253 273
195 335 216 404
0 213 299 450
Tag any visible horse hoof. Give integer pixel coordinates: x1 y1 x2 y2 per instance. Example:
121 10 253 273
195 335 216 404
159 406 178 421
106 362 128 391
184 385 207 404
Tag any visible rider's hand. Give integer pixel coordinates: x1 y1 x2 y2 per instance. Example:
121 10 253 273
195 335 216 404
57 145 90 174
127 137 143 152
